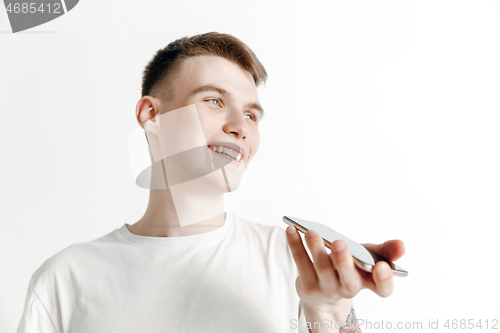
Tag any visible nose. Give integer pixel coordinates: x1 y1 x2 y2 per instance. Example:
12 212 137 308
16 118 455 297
222 107 248 139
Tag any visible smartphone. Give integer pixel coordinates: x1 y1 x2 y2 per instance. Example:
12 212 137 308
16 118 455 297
283 216 408 277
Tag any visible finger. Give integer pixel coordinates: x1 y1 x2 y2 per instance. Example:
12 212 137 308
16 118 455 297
304 229 336 287
365 261 394 297
286 226 318 287
363 240 405 262
355 266 377 291
329 240 363 298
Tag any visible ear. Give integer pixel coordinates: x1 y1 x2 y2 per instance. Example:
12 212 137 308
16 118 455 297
135 96 161 129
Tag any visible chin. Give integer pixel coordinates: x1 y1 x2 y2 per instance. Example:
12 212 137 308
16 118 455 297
223 165 245 192
226 178 241 192
210 171 242 193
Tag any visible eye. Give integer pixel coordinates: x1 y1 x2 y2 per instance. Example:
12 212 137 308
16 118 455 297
245 113 258 122
206 98 222 107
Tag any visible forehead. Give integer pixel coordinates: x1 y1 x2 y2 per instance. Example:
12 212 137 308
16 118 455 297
173 55 259 101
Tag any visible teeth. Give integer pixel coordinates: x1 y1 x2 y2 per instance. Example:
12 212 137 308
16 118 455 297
209 145 242 162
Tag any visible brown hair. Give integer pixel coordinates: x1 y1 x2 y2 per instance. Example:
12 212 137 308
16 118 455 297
141 32 267 98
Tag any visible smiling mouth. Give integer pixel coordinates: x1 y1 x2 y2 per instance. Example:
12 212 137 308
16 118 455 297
207 144 243 163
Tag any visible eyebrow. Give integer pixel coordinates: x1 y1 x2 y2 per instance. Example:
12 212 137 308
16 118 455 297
190 84 264 119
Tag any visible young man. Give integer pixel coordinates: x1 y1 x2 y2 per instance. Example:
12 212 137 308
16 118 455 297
17 32 405 333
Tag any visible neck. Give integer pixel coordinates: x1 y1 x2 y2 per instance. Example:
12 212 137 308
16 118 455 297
128 185 226 238
128 155 230 237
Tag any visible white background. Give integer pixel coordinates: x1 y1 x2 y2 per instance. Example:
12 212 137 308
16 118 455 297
1 1 499 332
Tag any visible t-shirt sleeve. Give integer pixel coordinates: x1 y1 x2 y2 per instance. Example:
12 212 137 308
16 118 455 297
17 280 59 333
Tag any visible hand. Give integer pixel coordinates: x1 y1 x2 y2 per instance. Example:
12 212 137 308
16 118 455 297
285 226 405 310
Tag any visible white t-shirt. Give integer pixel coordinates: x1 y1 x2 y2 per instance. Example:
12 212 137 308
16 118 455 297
17 213 310 333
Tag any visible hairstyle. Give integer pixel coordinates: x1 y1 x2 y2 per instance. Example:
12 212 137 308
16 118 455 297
141 32 267 98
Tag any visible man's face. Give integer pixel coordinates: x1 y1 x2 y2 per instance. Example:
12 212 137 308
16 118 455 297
157 56 262 180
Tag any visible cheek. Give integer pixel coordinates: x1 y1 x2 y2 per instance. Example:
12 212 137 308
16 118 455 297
196 105 216 138
250 131 260 157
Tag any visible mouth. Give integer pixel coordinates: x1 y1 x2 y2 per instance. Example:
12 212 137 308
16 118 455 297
207 143 244 163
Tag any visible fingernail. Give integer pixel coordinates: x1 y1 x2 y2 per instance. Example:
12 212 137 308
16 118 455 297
286 226 296 235
332 240 345 252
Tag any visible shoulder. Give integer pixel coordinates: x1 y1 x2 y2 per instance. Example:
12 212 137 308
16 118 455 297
233 214 286 239
230 214 298 276
29 228 119 289
231 215 293 257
